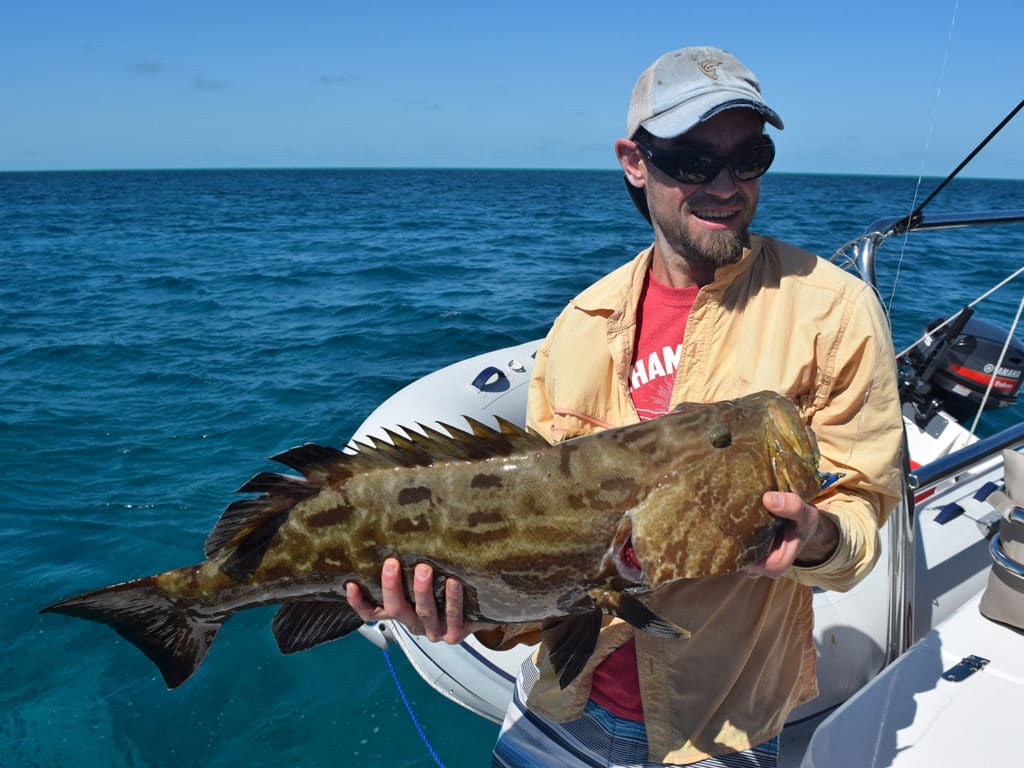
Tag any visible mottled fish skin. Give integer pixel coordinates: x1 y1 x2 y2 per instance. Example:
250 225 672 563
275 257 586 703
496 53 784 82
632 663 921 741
628 392 822 589
41 390 820 689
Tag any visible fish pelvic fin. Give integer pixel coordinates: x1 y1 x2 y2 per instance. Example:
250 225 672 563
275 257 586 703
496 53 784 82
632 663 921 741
40 573 220 689
540 591 691 690
271 599 364 654
595 590 690 640
541 609 603 689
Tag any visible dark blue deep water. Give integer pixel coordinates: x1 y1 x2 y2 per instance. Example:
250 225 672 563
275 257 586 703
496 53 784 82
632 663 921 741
3 169 1024 767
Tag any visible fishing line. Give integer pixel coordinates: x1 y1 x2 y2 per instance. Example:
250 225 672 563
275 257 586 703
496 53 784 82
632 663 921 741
896 98 1024 237
896 262 1024 358
885 0 959 314
382 646 449 768
967 290 1024 437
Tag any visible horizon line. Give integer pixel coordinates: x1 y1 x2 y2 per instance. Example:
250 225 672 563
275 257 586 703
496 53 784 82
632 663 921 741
1 166 1019 183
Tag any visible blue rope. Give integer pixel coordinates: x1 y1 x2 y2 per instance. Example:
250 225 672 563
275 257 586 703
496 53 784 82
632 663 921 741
382 646 448 768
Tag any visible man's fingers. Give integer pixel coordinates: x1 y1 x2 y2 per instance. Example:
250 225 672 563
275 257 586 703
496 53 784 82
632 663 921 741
346 580 383 622
750 491 837 575
380 558 420 630
344 558 474 643
763 491 806 522
443 578 468 643
413 563 447 640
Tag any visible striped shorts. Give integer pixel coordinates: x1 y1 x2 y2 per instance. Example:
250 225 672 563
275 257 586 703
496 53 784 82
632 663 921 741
492 661 779 768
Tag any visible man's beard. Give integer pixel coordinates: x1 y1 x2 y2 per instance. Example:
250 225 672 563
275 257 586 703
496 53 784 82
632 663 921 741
671 224 747 271
648 187 754 273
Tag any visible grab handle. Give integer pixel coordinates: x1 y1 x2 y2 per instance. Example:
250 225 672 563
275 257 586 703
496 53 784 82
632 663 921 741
470 366 510 393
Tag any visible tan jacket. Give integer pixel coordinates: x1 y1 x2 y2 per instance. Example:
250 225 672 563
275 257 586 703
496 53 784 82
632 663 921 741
521 236 904 763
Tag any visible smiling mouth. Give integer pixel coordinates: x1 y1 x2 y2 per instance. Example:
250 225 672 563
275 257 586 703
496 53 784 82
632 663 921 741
693 209 737 223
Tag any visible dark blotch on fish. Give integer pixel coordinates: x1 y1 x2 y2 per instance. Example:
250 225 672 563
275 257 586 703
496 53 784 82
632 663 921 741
398 486 432 505
306 504 355 528
393 515 430 534
470 473 503 489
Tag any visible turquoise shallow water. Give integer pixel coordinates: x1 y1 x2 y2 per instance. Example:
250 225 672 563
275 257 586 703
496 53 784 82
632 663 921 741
3 169 1024 767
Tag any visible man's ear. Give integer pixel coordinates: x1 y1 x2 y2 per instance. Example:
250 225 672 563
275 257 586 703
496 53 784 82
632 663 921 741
615 139 645 189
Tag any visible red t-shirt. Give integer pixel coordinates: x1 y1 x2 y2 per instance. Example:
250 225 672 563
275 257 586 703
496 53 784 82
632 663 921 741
589 270 698 721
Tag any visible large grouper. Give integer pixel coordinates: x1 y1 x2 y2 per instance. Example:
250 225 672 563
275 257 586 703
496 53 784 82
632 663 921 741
42 390 823 689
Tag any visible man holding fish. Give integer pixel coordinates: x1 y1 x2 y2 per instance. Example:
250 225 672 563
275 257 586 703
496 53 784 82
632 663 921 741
349 45 905 766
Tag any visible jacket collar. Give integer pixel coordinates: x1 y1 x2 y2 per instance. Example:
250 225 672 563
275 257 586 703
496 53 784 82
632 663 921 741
572 234 766 314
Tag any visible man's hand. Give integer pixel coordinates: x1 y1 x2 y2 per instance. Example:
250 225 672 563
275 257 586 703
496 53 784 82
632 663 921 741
345 558 495 644
745 491 839 578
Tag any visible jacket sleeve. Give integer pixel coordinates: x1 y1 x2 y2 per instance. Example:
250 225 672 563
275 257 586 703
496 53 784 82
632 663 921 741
526 334 556 438
790 283 906 592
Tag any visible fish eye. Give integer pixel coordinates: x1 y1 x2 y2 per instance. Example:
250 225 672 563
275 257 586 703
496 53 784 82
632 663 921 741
708 424 732 449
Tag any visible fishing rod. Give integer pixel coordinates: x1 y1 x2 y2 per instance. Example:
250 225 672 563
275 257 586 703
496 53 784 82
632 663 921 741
889 98 1024 237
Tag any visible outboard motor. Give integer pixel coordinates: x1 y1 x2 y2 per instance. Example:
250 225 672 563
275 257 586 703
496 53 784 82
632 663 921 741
900 308 1024 426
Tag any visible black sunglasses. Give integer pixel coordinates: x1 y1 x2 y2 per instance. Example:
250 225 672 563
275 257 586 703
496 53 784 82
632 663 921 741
635 136 776 185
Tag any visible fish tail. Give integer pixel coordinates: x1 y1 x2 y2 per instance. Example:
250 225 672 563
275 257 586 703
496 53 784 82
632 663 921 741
40 573 221 689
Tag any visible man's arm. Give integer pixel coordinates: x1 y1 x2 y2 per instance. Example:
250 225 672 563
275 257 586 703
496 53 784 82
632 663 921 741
765 284 904 589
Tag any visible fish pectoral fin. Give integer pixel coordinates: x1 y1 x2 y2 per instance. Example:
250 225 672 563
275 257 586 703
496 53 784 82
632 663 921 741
271 599 364 654
595 590 690 640
540 609 602 690
39 571 221 689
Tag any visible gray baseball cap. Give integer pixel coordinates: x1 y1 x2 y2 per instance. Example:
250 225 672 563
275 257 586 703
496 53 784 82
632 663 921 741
627 46 784 139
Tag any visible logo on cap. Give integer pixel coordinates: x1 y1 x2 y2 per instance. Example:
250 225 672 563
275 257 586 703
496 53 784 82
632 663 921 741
698 57 723 80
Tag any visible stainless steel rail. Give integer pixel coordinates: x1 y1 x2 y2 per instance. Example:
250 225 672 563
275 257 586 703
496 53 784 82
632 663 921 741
884 456 916 665
990 532 1024 580
856 210 1024 664
856 210 1024 288
909 422 1024 492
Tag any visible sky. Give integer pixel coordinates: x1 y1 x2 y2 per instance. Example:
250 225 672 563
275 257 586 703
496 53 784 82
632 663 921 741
2 0 1022 178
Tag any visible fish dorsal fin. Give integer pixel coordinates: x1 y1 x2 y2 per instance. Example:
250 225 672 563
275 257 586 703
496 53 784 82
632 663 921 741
204 470 322 565
204 477 317 564
345 416 545 469
269 443 349 484
204 417 544 570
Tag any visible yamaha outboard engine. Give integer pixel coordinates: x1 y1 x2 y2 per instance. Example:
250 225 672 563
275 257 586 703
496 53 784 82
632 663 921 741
900 308 1024 426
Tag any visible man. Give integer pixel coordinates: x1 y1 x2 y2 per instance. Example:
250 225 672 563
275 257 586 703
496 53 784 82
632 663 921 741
349 46 905 766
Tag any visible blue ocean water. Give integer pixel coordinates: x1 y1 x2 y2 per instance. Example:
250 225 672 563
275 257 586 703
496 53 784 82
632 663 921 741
3 168 1024 767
